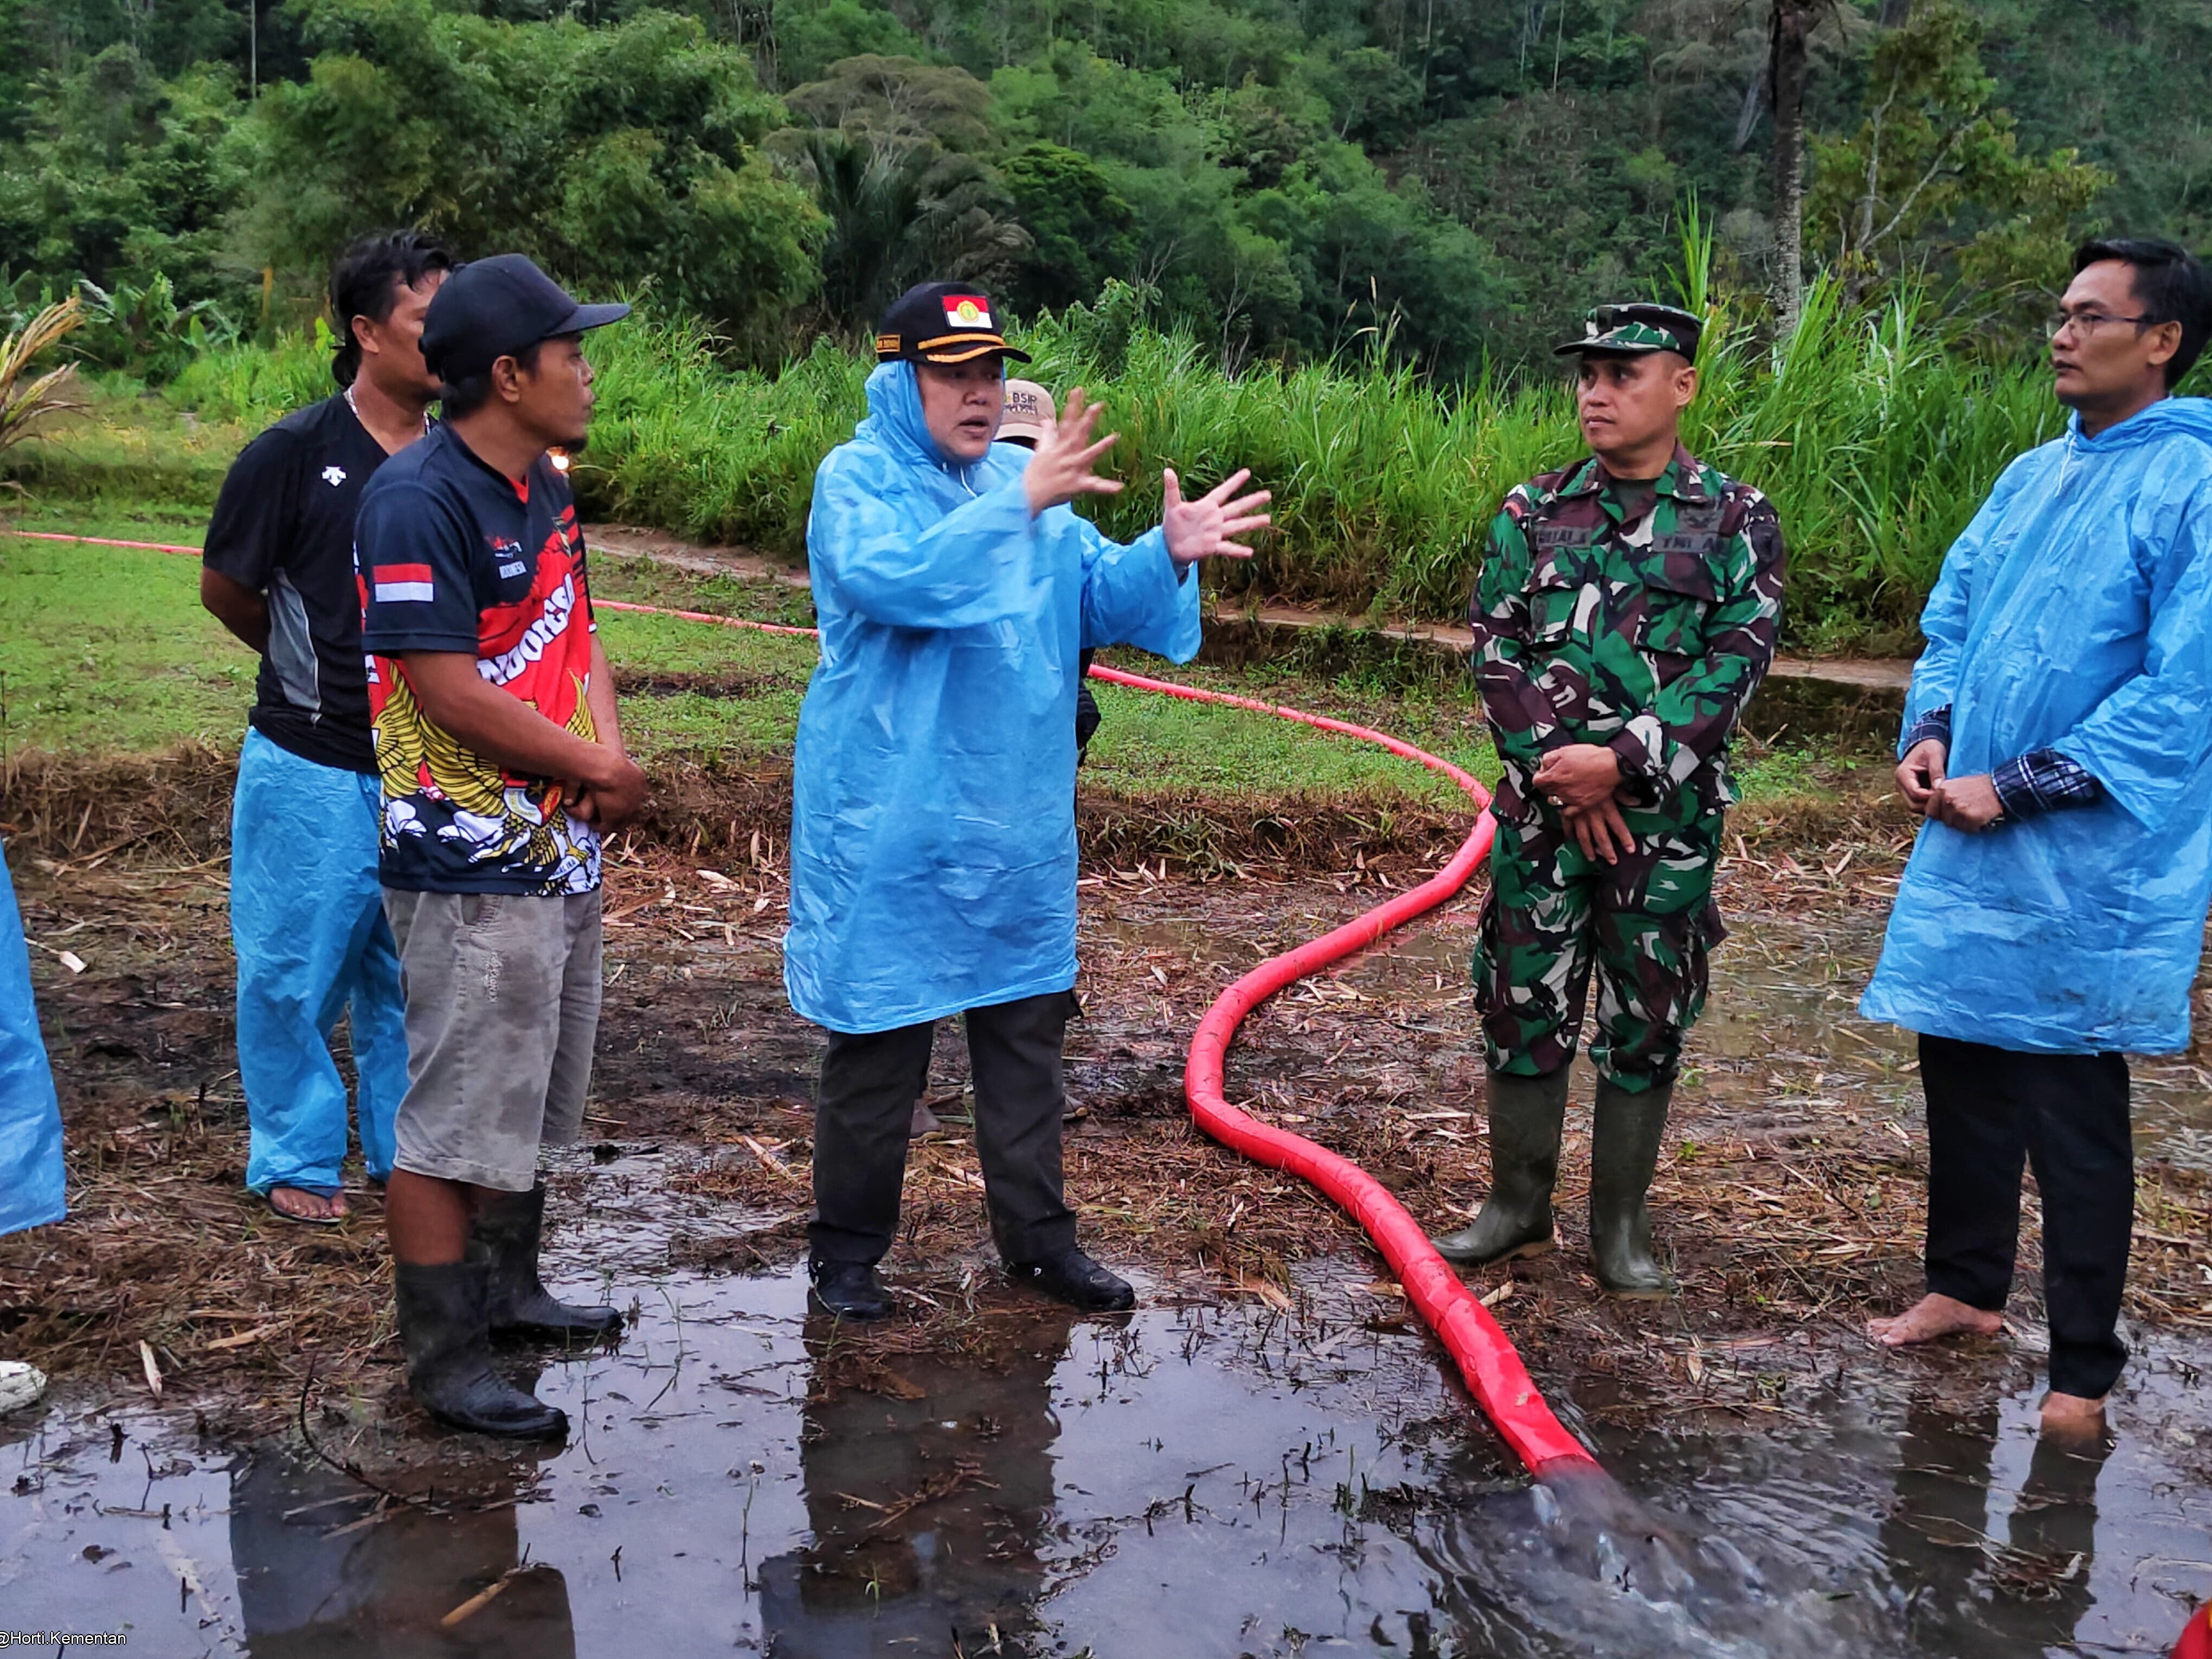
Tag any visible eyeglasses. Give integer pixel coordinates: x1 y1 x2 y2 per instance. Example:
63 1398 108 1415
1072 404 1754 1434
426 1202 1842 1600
2048 309 2154 338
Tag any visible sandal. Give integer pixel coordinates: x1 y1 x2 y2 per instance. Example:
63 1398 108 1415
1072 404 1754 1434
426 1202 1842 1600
262 1186 348 1226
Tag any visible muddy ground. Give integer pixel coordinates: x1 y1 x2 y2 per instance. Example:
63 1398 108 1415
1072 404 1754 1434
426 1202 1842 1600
5 768 2212 1463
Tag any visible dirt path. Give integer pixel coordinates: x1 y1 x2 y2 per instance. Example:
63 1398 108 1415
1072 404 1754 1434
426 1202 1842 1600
584 523 1918 692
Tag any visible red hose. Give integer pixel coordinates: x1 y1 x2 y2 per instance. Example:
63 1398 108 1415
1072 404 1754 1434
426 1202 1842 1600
13 524 1595 1475
1089 665 1597 1477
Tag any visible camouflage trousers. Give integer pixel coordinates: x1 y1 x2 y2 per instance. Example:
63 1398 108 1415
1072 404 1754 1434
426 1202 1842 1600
1474 807 1728 1095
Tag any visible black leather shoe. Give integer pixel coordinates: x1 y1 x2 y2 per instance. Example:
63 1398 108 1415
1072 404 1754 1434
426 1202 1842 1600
473 1182 624 1345
393 1260 569 1439
809 1259 890 1320
1008 1246 1135 1312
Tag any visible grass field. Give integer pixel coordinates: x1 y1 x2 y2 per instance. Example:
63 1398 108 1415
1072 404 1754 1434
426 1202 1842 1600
0 532 1490 805
0 318 1895 817
0 518 1881 822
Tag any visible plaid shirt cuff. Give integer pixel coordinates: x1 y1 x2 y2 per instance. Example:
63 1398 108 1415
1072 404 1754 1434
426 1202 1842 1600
1901 705 1952 757
1991 749 2104 819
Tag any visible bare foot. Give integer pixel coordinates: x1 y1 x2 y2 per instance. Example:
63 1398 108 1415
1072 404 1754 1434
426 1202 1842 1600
910 1100 942 1137
2040 1391 2109 1439
1867 1292 2003 1347
268 1185 348 1223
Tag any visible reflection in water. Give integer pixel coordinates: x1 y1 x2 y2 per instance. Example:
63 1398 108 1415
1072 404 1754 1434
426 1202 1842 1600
760 1307 1078 1658
7 1264 2203 1657
1883 1399 2109 1652
232 1441 575 1656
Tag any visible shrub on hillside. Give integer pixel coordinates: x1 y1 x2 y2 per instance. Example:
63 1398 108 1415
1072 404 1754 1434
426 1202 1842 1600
243 0 826 359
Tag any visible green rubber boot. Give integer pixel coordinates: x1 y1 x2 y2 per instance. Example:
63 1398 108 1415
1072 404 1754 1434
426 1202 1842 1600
1431 1068 1570 1265
1590 1078 1676 1298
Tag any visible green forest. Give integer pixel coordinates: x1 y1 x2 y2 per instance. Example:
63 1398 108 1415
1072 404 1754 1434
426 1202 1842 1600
3 0 2205 375
2 0 2208 648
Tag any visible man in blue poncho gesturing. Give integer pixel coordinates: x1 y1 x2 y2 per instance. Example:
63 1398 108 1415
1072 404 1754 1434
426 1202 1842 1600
786 283 1270 1320
1861 237 2212 1438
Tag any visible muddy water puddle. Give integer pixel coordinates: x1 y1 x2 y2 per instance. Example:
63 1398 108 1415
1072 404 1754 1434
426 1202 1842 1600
8 1223 2212 1658
12 859 2212 1654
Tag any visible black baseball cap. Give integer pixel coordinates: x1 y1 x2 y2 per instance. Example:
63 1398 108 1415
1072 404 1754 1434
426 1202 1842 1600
874 282 1031 366
1554 302 1702 362
419 253 630 382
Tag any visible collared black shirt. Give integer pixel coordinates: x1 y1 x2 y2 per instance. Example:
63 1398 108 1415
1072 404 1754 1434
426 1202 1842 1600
203 394 395 774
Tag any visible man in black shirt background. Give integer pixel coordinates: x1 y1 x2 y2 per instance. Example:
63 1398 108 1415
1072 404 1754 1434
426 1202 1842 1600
201 230 452 1224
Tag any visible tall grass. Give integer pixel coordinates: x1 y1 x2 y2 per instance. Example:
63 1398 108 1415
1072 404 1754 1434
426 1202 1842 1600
167 327 331 424
167 276 2066 652
581 321 869 552
1685 276 2059 649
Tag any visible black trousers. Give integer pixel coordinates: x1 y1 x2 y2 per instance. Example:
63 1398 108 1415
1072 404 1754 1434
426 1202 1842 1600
809 989 1079 1268
1919 1034 2133 1399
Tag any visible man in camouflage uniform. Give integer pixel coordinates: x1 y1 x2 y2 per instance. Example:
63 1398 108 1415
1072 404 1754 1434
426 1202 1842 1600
1432 303 1786 1296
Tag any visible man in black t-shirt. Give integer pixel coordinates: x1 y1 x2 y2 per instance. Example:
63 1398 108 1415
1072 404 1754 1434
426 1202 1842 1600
201 230 452 1225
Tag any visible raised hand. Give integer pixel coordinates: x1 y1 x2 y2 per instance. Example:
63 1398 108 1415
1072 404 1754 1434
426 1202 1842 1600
1023 387 1124 515
1162 467 1272 563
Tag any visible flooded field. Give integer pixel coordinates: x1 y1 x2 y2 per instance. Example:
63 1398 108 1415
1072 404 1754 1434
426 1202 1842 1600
8 1242 2212 1656
6 838 2212 1655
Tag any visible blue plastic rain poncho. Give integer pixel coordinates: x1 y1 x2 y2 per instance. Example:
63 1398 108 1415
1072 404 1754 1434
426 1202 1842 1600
1861 398 2212 1053
785 362 1202 1033
1 841 66 1236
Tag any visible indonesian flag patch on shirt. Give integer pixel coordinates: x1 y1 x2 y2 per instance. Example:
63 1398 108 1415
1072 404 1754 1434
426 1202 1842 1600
942 294 994 330
373 563 434 603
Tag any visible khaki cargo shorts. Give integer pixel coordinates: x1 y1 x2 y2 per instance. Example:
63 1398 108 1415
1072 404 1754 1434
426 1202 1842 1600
383 888 602 1192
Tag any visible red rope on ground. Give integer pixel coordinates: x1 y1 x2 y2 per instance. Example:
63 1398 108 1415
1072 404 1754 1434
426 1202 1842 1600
593 598 818 638
15 524 1594 1475
8 528 204 555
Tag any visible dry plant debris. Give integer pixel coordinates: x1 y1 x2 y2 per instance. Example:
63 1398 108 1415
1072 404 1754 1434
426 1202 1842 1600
3 785 2210 1439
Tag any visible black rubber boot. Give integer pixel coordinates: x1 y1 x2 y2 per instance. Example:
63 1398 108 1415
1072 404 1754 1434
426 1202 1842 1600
1008 1246 1135 1311
1590 1078 1676 1298
474 1181 623 1345
394 1259 569 1439
809 1258 891 1321
1431 1068 1571 1265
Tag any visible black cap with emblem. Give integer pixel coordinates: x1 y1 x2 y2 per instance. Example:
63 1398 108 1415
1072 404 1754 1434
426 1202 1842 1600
874 282 1032 366
419 253 630 383
1553 302 1702 362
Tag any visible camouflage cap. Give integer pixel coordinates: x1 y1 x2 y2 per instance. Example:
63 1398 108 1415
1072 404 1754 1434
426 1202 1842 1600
1553 302 1702 361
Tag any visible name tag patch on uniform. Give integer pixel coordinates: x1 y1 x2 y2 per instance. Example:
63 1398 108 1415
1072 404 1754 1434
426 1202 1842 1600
1534 526 1599 549
372 563 434 602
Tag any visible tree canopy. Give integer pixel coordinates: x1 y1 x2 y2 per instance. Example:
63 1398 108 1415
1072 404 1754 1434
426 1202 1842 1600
0 0 2201 375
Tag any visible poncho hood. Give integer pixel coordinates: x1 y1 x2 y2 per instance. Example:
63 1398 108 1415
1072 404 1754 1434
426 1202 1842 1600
2067 395 2212 452
858 359 987 483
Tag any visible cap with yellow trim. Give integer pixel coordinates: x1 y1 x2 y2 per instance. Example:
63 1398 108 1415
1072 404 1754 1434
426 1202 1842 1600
1552 301 1702 362
874 281 1032 366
